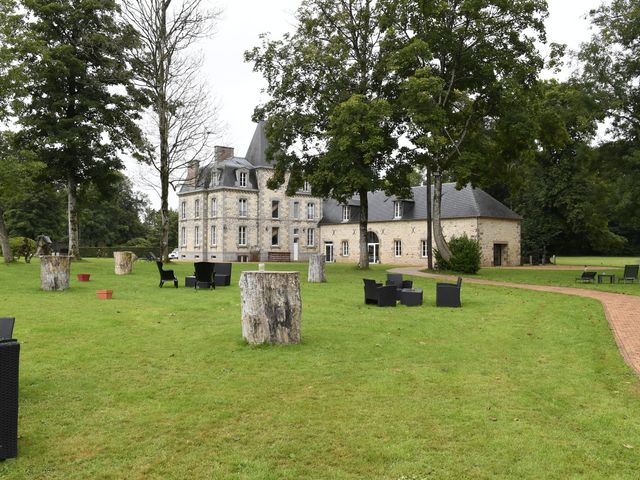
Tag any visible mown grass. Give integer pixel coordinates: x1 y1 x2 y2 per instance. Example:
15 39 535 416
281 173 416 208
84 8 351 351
1 259 639 479
555 256 640 268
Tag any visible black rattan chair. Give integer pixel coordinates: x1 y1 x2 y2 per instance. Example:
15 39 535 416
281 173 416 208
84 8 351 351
575 271 597 283
0 338 20 459
214 262 232 286
156 261 178 288
376 285 397 307
386 273 413 298
194 262 215 290
618 265 639 284
363 279 383 304
436 277 462 308
0 317 15 340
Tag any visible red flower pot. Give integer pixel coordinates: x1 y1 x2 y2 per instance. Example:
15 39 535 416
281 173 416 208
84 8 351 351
77 273 91 282
96 289 113 300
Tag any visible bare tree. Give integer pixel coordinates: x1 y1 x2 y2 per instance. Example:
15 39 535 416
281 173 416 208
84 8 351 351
124 0 220 261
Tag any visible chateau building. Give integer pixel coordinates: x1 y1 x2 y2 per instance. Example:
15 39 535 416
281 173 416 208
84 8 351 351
177 123 522 266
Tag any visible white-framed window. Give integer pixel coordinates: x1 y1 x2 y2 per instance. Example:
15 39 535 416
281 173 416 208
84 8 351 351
307 202 315 220
194 225 200 246
394 201 403 219
394 240 402 257
181 201 186 219
194 199 200 218
342 205 350 222
239 171 248 187
238 226 247 246
272 200 279 219
341 240 349 256
293 201 300 219
211 197 217 217
239 198 248 217
210 225 217 246
307 228 315 247
421 240 428 258
303 181 311 192
181 226 186 246
271 227 279 246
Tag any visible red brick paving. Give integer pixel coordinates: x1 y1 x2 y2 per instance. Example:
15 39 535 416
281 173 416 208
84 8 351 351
390 267 640 377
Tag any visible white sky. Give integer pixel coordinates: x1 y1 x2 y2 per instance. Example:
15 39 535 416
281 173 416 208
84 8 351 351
135 0 605 209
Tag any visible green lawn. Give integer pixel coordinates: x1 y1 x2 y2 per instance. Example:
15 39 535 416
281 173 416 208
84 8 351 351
555 256 640 268
1 259 640 479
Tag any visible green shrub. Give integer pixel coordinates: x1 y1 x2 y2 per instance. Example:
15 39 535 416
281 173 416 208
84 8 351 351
434 234 481 274
6 237 37 263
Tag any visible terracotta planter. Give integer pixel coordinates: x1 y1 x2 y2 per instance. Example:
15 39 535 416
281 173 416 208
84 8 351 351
96 289 113 300
77 273 91 282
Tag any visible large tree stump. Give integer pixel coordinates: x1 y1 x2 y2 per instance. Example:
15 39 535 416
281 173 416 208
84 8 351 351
307 253 326 283
40 255 71 291
239 271 301 345
114 251 136 275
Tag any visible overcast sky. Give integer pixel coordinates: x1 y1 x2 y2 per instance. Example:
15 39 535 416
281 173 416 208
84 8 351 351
136 0 605 209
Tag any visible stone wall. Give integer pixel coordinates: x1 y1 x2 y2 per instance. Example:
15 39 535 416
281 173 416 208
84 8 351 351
477 218 521 266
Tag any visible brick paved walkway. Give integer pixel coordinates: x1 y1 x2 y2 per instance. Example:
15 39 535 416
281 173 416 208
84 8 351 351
389 267 640 377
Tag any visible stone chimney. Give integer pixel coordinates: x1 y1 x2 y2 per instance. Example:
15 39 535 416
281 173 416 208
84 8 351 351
186 160 200 187
215 146 234 161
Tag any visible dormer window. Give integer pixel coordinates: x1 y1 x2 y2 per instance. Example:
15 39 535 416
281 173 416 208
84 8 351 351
342 205 350 222
239 171 248 187
394 201 403 219
302 181 311 192
307 202 316 220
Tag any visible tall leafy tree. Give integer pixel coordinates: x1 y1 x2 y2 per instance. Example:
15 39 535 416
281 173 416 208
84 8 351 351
7 0 144 258
246 0 411 268
389 0 548 261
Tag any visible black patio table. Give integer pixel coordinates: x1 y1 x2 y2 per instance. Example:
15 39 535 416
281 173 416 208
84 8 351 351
597 273 616 284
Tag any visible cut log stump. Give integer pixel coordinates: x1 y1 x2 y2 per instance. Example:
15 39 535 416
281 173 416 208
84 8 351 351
114 251 136 275
40 255 71 291
239 271 301 345
308 253 326 283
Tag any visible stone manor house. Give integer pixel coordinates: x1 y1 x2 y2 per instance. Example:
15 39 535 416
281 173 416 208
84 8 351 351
177 123 522 267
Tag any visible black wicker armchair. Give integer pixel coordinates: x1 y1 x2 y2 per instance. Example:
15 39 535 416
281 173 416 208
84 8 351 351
194 262 215 290
0 317 15 340
214 262 232 286
436 277 462 308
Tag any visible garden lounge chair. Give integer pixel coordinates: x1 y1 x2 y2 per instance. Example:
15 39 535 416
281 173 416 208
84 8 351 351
575 271 597 283
194 262 215 290
213 262 232 286
0 317 15 340
363 279 397 307
436 277 462 308
156 261 178 288
618 265 639 284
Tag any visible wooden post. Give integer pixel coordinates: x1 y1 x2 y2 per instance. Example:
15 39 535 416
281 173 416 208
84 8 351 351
114 251 136 275
308 253 326 283
40 255 71 291
239 271 301 345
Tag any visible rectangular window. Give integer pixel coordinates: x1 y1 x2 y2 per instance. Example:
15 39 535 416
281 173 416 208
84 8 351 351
272 200 279 219
342 205 350 222
194 225 200 246
238 226 247 246
181 226 186 246
421 240 428 258
293 201 300 219
271 227 279 246
394 201 403 219
239 198 248 217
394 240 402 257
181 201 186 219
211 225 217 246
307 202 315 220
307 228 315 247
239 171 247 187
341 240 349 256
303 181 311 192
211 197 217 217
194 199 200 218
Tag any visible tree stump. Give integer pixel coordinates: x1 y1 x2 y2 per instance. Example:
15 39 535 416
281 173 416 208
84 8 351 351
307 253 326 283
40 255 71 291
239 271 301 345
114 251 135 275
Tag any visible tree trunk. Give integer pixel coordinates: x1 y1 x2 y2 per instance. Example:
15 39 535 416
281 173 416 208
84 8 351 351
114 251 136 275
0 205 13 263
425 169 433 270
308 253 326 282
358 188 369 269
67 177 81 259
239 271 301 345
158 3 170 263
40 255 71 291
433 172 452 262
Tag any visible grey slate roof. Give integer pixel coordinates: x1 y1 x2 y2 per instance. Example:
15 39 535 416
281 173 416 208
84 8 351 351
320 183 521 224
245 121 273 167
